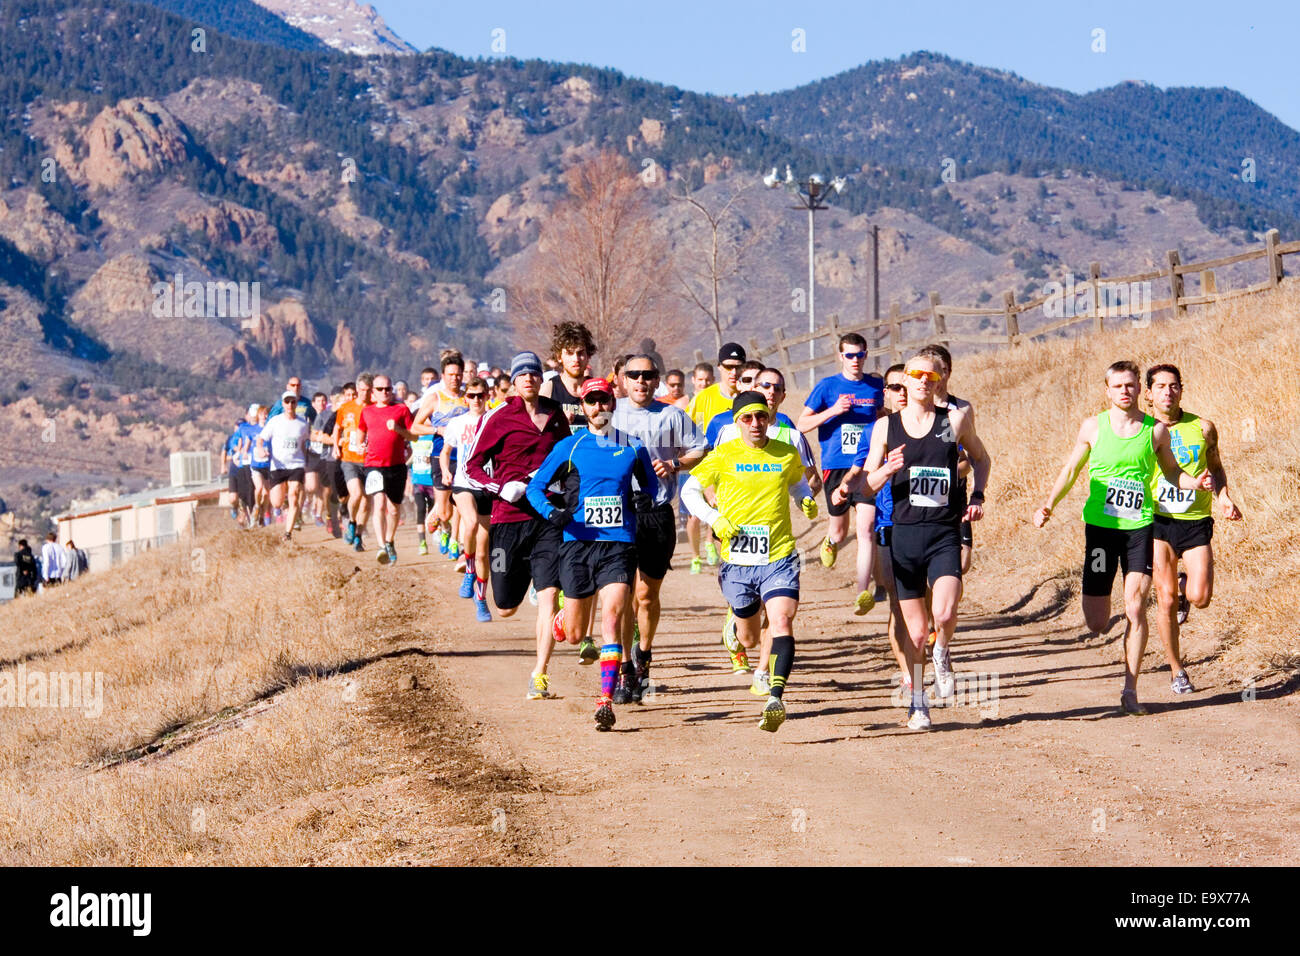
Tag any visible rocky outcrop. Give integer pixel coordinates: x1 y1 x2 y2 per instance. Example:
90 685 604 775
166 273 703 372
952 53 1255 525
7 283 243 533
330 319 356 367
73 254 156 313
73 98 191 189
179 201 278 255
250 0 419 56
0 192 83 262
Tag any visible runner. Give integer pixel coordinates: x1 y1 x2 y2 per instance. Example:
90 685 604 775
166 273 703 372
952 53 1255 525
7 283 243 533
610 354 708 702
229 407 259 528
681 391 820 732
333 375 373 553
527 377 658 730
833 363 911 692
851 353 991 729
256 392 310 542
664 368 689 410
1033 360 1215 715
408 406 438 557
489 375 511 409
268 375 316 425
797 332 885 614
359 375 415 565
303 391 331 527
464 351 571 700
412 352 467 560
442 378 494 622
1145 363 1243 694
249 404 272 527
686 343 747 572
313 388 346 537
539 320 596 426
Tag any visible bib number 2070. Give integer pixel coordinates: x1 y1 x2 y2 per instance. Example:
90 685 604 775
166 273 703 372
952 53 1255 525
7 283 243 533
908 466 950 507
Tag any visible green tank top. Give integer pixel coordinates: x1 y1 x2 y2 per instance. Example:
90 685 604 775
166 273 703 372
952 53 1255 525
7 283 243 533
1154 412 1210 521
1082 411 1156 529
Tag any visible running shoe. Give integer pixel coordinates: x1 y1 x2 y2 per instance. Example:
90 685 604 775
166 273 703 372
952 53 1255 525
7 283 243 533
1176 571 1190 625
632 660 651 703
474 598 492 623
376 547 390 566
932 643 955 701
345 520 356 545
705 541 719 566
353 535 365 553
459 571 474 599
1120 689 1149 715
418 540 429 556
690 557 702 575
750 670 771 697
315 515 325 527
282 532 291 543
906 703 932 730
447 541 460 561
758 695 786 733
595 697 616 731
386 542 397 566
853 589 876 616
730 647 751 674
819 537 837 568
552 610 566 643
577 638 599 665
526 673 554 700
612 668 635 705
1171 670 1195 695
721 608 740 652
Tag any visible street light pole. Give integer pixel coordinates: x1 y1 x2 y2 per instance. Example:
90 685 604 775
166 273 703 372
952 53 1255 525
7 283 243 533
764 167 847 391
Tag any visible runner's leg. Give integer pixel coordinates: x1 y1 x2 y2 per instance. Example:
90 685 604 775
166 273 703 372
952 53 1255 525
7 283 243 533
1153 538 1182 673
1121 571 1154 693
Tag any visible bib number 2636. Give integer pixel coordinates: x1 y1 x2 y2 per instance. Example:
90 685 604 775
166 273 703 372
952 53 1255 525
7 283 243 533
1103 479 1144 520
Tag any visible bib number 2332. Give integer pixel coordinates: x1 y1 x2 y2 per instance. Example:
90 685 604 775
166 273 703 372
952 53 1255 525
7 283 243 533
729 525 771 566
583 495 623 528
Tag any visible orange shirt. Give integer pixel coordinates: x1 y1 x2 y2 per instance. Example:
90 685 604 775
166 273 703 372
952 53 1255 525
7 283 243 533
335 399 371 463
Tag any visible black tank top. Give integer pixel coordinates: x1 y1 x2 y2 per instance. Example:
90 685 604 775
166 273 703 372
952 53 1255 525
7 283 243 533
548 375 587 427
888 407 964 526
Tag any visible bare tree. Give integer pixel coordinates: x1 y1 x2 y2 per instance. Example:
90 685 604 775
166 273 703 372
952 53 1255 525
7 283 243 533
669 177 756 351
512 151 684 362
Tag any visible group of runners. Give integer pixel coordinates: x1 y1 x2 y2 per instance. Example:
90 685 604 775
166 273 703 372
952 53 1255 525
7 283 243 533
221 321 1241 733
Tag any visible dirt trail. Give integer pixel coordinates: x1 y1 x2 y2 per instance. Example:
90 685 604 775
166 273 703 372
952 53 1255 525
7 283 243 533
311 519 1298 866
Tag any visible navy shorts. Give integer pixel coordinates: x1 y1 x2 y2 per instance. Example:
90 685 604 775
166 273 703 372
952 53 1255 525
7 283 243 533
718 552 800 618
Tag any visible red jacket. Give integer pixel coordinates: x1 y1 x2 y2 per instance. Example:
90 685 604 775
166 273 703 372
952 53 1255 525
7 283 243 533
465 395 570 524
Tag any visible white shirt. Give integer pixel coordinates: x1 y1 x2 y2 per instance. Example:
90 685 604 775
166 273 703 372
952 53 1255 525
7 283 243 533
258 415 309 470
442 411 484 488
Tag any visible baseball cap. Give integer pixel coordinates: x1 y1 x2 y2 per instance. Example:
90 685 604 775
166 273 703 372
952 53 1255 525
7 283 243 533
282 391 297 402
580 377 614 400
718 342 746 365
510 351 543 380
732 390 769 418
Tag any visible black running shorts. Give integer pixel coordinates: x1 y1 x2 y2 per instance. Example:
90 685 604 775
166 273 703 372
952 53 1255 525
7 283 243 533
1082 523 1154 596
365 464 407 505
890 523 962 601
490 517 562 610
823 467 874 517
634 502 677 580
1152 515 1213 558
452 485 493 517
269 467 305 487
559 539 636 599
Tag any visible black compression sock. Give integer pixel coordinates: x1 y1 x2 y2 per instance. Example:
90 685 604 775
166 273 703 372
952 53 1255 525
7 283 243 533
769 636 795 699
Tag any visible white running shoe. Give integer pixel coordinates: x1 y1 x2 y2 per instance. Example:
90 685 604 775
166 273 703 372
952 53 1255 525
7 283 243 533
932 643 955 701
907 703 932 730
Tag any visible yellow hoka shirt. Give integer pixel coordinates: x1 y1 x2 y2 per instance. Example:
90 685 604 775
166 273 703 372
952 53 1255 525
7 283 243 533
691 437 804 564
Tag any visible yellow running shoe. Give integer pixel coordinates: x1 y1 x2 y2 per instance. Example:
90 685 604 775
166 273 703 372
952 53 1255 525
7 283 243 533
758 695 786 732
854 589 876 616
819 537 837 568
526 673 554 700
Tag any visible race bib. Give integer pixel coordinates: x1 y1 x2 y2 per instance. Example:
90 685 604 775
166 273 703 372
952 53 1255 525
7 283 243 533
1155 476 1196 515
364 470 384 495
1103 478 1145 520
309 440 324 455
348 430 364 454
729 525 771 566
583 495 623 528
908 466 950 507
282 437 298 451
412 445 433 470
840 423 864 456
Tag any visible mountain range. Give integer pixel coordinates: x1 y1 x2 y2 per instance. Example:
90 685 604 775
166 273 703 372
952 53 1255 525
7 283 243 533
0 0 1295 527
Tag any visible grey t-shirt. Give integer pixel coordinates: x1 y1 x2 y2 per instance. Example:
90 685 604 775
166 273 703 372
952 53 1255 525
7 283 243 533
610 400 706 505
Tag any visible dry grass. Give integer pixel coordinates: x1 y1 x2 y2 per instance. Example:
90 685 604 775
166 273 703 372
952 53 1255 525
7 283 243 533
0 528 540 865
951 278 1300 676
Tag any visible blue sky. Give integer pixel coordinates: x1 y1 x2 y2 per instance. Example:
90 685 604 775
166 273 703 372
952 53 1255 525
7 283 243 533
372 0 1298 130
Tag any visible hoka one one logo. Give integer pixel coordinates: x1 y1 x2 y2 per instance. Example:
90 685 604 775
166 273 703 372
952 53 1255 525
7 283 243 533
735 463 781 472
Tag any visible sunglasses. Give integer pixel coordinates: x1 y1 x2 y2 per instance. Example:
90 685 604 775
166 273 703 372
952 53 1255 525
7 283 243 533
465 391 486 400
738 412 771 424
841 351 866 361
374 385 392 392
624 369 659 381
719 363 743 373
905 369 941 382
582 393 614 405
885 383 906 392
755 381 782 391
